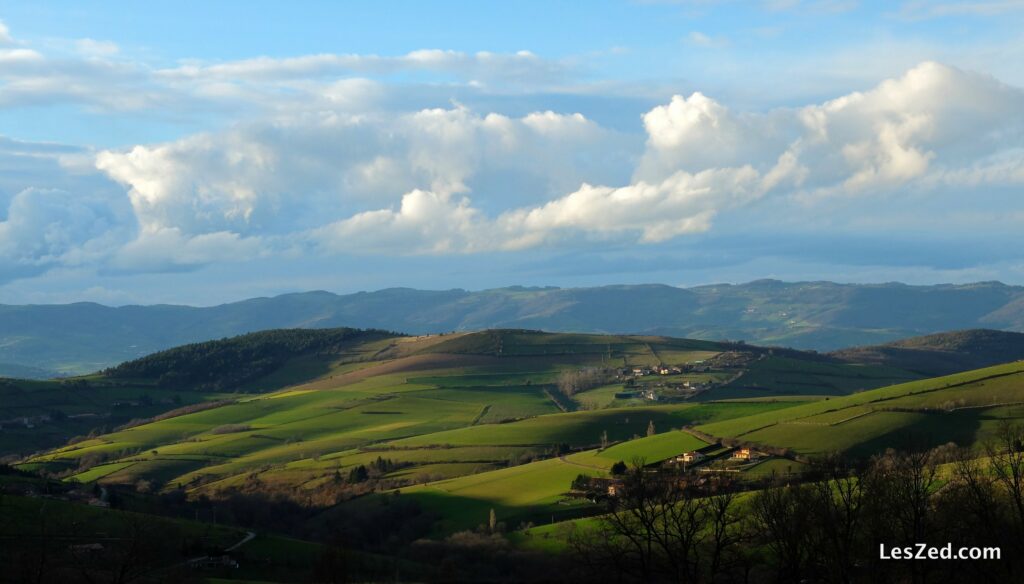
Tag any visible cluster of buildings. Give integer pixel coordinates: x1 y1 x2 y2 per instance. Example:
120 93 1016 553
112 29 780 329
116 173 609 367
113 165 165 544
621 362 712 378
573 446 768 500
673 447 761 466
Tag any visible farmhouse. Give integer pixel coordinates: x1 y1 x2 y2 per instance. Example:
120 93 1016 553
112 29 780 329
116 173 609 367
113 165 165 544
731 448 760 461
581 477 626 497
675 451 705 464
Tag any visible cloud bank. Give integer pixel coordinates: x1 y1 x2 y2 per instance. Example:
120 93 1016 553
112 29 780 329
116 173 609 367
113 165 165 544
84 62 1024 264
0 12 1021 287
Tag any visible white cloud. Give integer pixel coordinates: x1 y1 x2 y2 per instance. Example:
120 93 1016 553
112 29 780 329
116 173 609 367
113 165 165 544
95 105 626 241
0 19 574 114
87 61 1024 263
110 227 266 271
0 188 127 272
314 189 486 254
687 31 729 48
0 59 1019 286
640 62 1024 198
157 49 559 81
0 20 13 46
75 38 119 57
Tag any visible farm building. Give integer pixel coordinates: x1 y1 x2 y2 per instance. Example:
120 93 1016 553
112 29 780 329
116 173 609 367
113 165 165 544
731 448 760 461
583 477 626 497
675 451 706 464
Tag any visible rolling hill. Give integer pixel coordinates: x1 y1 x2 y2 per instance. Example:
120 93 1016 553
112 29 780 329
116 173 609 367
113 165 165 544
830 329 1024 376
15 330 782 486
696 360 1024 457
12 325 1024 577
5 280 1024 376
15 325 1015 504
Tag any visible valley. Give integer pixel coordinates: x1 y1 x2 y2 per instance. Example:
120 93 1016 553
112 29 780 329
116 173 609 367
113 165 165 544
5 326 1024 582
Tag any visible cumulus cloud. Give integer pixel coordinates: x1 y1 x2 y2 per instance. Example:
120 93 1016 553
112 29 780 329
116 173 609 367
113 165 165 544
0 188 127 276
86 61 1024 263
639 62 1024 198
95 105 627 239
0 59 1020 285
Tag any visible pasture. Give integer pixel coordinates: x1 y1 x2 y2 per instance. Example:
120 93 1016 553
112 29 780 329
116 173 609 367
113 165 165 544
697 361 1024 456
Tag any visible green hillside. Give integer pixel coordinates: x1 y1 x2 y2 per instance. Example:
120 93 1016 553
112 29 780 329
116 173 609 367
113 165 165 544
696 360 1024 457
19 330 815 493
11 326 1024 582
105 327 394 391
0 377 234 459
830 328 1024 376
22 327 1018 494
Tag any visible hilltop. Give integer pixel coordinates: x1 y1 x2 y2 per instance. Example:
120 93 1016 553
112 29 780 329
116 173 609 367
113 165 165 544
105 327 396 392
3 280 1024 376
830 329 1024 376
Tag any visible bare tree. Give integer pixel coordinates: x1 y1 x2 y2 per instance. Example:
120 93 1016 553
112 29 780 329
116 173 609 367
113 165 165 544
569 460 740 583
748 483 814 583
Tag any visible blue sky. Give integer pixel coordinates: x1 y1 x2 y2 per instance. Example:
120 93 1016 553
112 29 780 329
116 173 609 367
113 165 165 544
1 1 1023 305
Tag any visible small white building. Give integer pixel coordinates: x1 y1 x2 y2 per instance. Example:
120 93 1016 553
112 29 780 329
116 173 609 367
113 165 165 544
676 451 706 464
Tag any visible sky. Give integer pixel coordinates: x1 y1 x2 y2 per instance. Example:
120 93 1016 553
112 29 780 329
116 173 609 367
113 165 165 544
0 0 1023 306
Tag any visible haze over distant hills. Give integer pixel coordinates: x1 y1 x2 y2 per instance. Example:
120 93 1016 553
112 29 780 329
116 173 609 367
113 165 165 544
4 279 1024 377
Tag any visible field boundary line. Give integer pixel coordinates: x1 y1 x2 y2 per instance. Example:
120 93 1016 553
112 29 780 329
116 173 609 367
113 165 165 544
543 388 570 413
470 405 491 425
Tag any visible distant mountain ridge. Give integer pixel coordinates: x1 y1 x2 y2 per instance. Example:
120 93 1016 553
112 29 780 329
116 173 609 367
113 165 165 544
3 279 1024 377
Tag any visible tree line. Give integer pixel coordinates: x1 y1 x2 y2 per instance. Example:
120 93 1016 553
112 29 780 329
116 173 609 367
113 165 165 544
104 328 393 392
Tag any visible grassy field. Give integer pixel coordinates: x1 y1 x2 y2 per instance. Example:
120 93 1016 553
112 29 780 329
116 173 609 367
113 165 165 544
25 357 805 493
390 457 600 533
361 428 711 534
697 361 1024 456
22 328 999 536
0 377 237 458
576 430 708 468
704 356 919 400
